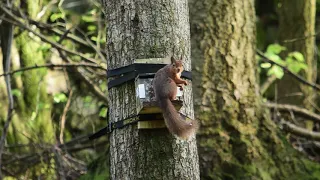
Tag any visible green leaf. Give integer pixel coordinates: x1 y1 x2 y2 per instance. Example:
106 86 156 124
288 61 308 73
53 35 60 42
288 62 301 73
265 52 286 66
260 63 271 68
299 63 308 70
81 15 95 22
268 65 284 79
91 36 98 41
285 56 294 64
37 44 52 52
50 13 64 22
274 66 284 79
266 44 286 54
53 93 68 103
289 51 304 62
99 107 108 118
87 25 97 31
12 89 21 97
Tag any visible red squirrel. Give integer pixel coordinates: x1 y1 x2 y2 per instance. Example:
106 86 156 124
153 56 198 139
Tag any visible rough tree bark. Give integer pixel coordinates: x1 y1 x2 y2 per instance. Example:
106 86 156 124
189 0 320 179
103 0 199 179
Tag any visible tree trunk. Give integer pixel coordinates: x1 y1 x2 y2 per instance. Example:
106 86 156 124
189 0 320 179
277 0 316 130
277 0 316 107
104 0 199 179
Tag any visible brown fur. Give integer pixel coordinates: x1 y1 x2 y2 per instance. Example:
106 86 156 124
153 56 198 139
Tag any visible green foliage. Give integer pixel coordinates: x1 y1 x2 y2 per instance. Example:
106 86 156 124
53 93 68 103
1 0 107 178
82 15 96 23
266 43 286 54
12 89 22 97
259 44 307 79
50 12 64 22
99 107 108 118
286 52 307 73
267 65 284 79
36 43 52 53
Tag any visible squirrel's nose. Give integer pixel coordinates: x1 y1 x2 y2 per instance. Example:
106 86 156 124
177 69 180 73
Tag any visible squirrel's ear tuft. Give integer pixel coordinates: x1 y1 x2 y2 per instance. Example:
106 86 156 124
180 54 183 60
171 56 176 64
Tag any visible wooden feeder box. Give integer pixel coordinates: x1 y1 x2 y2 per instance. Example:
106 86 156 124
106 57 191 130
133 58 184 129
88 57 192 140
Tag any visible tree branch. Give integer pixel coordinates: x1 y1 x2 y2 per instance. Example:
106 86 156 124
0 6 14 178
75 69 109 104
256 49 320 92
0 5 100 65
282 31 320 43
2 134 106 175
56 45 109 104
59 90 73 144
0 63 107 77
282 121 320 141
260 75 277 95
265 102 320 124
28 18 106 57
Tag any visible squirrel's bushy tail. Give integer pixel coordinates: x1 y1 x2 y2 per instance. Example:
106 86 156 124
159 98 198 139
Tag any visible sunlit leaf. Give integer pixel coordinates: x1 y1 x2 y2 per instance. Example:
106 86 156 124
268 65 284 79
285 56 294 64
53 93 68 103
87 25 97 31
288 62 301 73
273 66 284 79
50 13 64 22
82 15 95 22
288 61 308 73
53 35 60 42
37 44 52 52
265 52 286 66
289 51 304 62
260 63 271 68
99 107 108 118
91 36 98 41
266 44 286 54
299 63 308 70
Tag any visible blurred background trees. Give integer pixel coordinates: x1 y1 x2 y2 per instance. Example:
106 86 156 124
1 0 320 179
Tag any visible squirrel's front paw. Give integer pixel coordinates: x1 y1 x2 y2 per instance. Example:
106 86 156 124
183 81 188 86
